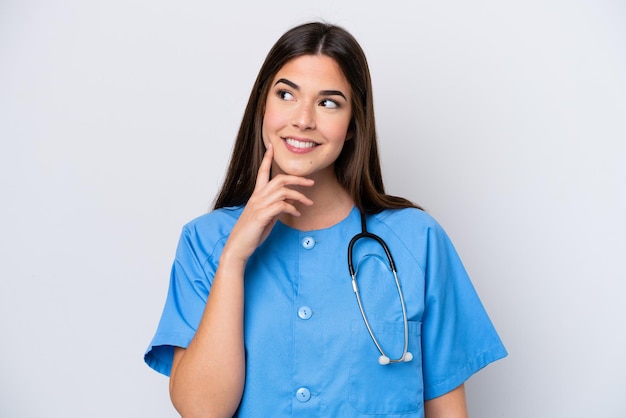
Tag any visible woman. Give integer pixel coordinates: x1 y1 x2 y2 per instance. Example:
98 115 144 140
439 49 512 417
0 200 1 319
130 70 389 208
145 21 507 417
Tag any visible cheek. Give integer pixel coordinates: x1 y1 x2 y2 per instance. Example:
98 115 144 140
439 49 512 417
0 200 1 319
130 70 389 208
263 102 286 132
261 118 268 146
324 118 352 144
261 108 278 147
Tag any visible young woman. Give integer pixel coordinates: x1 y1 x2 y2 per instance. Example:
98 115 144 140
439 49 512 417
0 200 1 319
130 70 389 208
145 21 507 417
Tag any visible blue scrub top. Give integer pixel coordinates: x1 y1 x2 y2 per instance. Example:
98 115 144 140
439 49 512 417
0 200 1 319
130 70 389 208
145 206 507 417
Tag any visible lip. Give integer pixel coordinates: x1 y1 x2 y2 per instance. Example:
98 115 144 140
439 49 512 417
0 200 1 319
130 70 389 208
282 137 319 154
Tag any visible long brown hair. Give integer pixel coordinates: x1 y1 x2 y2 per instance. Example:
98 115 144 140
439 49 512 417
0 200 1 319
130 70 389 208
213 21 420 214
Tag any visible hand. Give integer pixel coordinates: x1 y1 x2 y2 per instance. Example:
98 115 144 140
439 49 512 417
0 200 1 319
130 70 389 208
223 144 314 263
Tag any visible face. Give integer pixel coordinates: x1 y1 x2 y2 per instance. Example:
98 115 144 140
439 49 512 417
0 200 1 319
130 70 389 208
262 54 352 179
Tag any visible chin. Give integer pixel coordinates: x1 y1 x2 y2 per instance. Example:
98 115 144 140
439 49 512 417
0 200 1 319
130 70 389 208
273 160 333 179
281 167 314 177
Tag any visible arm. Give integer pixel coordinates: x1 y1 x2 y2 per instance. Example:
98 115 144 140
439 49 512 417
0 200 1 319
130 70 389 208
168 145 314 418
169 253 247 418
424 384 468 418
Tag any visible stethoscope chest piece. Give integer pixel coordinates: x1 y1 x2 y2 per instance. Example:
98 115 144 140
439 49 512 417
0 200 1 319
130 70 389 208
348 211 413 366
379 351 413 366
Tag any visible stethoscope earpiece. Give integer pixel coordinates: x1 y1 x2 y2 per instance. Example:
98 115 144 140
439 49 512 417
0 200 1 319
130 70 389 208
349 211 412 366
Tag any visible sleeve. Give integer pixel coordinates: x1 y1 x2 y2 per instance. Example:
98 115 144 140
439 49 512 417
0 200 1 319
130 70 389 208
420 221 507 400
143 225 217 377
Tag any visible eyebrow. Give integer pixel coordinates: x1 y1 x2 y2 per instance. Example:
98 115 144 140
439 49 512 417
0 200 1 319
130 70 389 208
274 78 347 100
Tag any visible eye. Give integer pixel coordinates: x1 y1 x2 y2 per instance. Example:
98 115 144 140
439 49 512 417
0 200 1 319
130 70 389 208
277 90 295 101
320 98 340 109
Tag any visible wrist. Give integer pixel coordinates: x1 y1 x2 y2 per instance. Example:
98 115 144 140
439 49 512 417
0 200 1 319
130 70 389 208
219 245 250 271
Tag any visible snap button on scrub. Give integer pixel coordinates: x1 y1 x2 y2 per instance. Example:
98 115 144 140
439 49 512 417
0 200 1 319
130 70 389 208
301 236 315 249
297 306 312 320
296 387 311 402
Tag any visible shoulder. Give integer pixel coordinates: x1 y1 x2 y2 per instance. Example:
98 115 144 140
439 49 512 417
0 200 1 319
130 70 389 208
372 207 443 235
370 207 453 254
176 206 244 258
183 206 244 234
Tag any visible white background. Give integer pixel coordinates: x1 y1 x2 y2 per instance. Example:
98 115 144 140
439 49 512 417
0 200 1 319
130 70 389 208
1 1 625 417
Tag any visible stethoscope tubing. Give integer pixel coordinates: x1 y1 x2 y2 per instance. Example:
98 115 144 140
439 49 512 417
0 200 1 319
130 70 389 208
348 211 413 365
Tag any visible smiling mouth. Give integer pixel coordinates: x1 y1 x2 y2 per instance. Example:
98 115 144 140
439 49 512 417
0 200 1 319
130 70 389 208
284 138 318 149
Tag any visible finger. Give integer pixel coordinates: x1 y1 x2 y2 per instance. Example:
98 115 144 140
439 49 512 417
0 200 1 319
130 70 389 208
251 176 314 209
263 200 305 218
266 174 315 194
254 144 274 192
271 188 314 207
246 186 313 220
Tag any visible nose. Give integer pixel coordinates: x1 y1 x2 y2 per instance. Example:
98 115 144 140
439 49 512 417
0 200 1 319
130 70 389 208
292 103 315 130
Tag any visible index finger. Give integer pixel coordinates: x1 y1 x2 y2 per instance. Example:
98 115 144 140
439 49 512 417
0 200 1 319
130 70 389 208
254 143 274 191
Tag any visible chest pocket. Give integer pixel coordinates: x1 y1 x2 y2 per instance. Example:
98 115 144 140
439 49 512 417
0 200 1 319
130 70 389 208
349 319 423 414
348 253 424 415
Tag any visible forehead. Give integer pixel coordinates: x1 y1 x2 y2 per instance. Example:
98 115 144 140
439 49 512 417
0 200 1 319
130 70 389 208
273 55 351 94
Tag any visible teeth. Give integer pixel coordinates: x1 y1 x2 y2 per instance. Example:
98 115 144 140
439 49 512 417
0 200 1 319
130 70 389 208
286 138 317 149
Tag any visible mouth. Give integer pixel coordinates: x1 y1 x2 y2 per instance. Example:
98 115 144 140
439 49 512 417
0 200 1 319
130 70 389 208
283 137 319 151
284 138 318 149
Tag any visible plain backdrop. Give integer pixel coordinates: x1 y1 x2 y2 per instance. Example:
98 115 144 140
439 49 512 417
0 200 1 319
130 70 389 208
1 1 625 417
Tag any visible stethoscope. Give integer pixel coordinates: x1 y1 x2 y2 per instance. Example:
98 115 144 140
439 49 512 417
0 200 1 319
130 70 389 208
347 211 413 366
